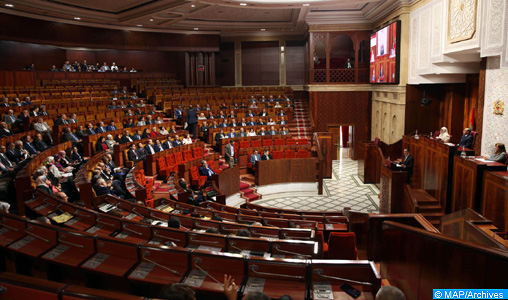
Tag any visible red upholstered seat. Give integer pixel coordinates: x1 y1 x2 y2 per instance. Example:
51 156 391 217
297 150 309 158
190 166 206 188
274 139 285 146
207 160 222 174
316 230 328 258
157 157 171 180
372 137 380 146
284 150 296 158
327 232 357 260
239 141 250 149
297 138 308 145
471 131 478 148
193 147 204 158
183 149 193 162
272 150 283 159
251 140 262 148
263 139 273 147
285 139 296 145
174 152 184 165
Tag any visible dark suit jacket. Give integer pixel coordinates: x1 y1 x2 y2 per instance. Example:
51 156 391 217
162 141 173 150
0 129 12 137
268 130 278 135
54 118 67 126
64 132 80 142
225 144 235 160
121 135 133 144
0 153 14 168
93 185 113 196
6 149 23 163
23 142 38 155
128 149 141 161
186 109 198 125
124 122 135 128
458 134 474 149
132 134 141 140
76 130 88 138
402 154 414 176
71 152 82 162
173 140 183 147
86 128 96 135
199 165 216 180
136 148 147 159
261 154 273 160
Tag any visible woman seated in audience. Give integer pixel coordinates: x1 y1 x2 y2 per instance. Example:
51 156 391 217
249 101 258 109
46 156 71 179
141 128 151 139
182 133 193 145
247 128 257 137
159 125 169 135
274 101 282 108
155 116 163 124
114 133 122 144
95 136 109 152
198 112 207 120
150 126 160 138
267 118 276 125
169 125 178 134
485 143 507 163
436 126 450 142
105 134 117 149
136 116 146 126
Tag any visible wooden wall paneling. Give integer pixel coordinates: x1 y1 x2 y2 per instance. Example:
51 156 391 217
474 59 486 155
216 42 235 87
197 52 204 86
286 40 305 85
241 41 279 86
0 71 15 86
481 171 508 232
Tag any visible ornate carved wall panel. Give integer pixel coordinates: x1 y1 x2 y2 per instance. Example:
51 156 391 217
448 0 479 43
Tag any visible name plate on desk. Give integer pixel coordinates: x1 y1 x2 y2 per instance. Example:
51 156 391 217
83 253 110 269
25 198 39 205
64 218 80 226
242 250 271 258
325 224 334 230
34 203 53 213
130 262 155 280
9 236 35 250
124 213 137 220
43 244 70 260
184 269 206 288
313 282 334 300
114 232 130 239
244 277 266 294
197 245 221 252
98 203 116 213
86 225 103 234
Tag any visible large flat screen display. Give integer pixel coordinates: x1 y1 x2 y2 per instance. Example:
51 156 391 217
370 21 400 84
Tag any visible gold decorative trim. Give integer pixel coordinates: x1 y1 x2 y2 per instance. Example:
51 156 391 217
493 100 504 115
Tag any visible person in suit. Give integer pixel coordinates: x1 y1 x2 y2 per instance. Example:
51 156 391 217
240 118 248 127
54 114 69 126
224 140 235 168
75 125 88 139
247 118 257 126
0 145 15 169
220 119 229 128
399 148 414 184
136 142 147 160
23 135 39 155
228 110 236 119
39 106 49 116
215 129 226 146
199 160 216 180
257 119 266 126
109 101 118 109
237 128 247 137
23 96 33 106
172 135 183 147
132 130 142 141
162 139 173 150
258 127 268 136
278 117 287 125
85 123 96 135
278 109 286 116
229 119 238 127
344 58 354 69
7 141 30 163
185 105 198 139
33 133 49 152
146 115 154 125
0 122 13 138
261 150 273 160
96 121 107 134
200 121 209 141
246 110 255 118
33 117 53 143
227 129 237 138
210 121 219 129
0 97 10 107
144 139 156 155
458 128 474 149
4 110 17 125
268 126 278 135
106 121 117 132
127 144 143 162
121 130 134 144
250 150 261 168
68 113 78 124
124 118 135 128
279 126 289 135
70 146 83 163
29 107 39 117
258 108 268 117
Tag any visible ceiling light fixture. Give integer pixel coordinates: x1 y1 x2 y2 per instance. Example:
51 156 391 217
303 3 310 6
150 18 154 21
137 24 143 27
5 3 14 7
240 3 247 6
194 28 199 30
260 28 266 31
74 17 81 20
191 4 196 7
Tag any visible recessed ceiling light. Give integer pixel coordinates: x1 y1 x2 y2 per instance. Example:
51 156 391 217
74 17 81 20
240 3 247 6
303 3 310 6
137 24 143 27
150 18 154 21
260 28 266 31
191 4 195 7
5 3 14 7
194 28 199 30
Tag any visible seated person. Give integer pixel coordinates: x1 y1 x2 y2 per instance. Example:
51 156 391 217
458 128 474 149
178 178 204 206
262 150 273 160
167 217 181 229
250 150 261 168
33 133 50 152
268 126 278 135
199 160 216 180
485 143 507 163
173 135 183 147
127 143 143 162
279 126 289 135
436 126 450 142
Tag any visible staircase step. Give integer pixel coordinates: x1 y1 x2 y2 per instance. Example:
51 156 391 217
418 205 443 213
422 212 444 221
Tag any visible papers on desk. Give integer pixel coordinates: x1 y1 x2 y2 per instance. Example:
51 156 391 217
98 203 116 213
151 220 168 227
445 143 455 146
197 245 221 252
474 157 487 162
241 250 271 258
313 282 334 300
396 164 402 167
61 172 73 177
244 277 266 294
49 212 73 224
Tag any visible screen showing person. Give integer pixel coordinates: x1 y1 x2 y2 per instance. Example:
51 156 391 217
370 21 400 84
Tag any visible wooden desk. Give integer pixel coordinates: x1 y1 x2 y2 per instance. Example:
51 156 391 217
451 156 506 213
403 135 474 212
481 171 508 232
212 165 240 198
358 142 381 184
255 158 317 186
379 164 407 213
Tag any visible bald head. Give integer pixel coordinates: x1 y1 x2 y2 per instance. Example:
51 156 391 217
376 286 406 300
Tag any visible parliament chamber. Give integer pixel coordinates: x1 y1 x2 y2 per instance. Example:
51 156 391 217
0 0 507 300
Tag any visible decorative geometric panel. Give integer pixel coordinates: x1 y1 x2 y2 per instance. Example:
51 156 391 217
329 69 354 83
313 70 326 83
448 0 478 43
